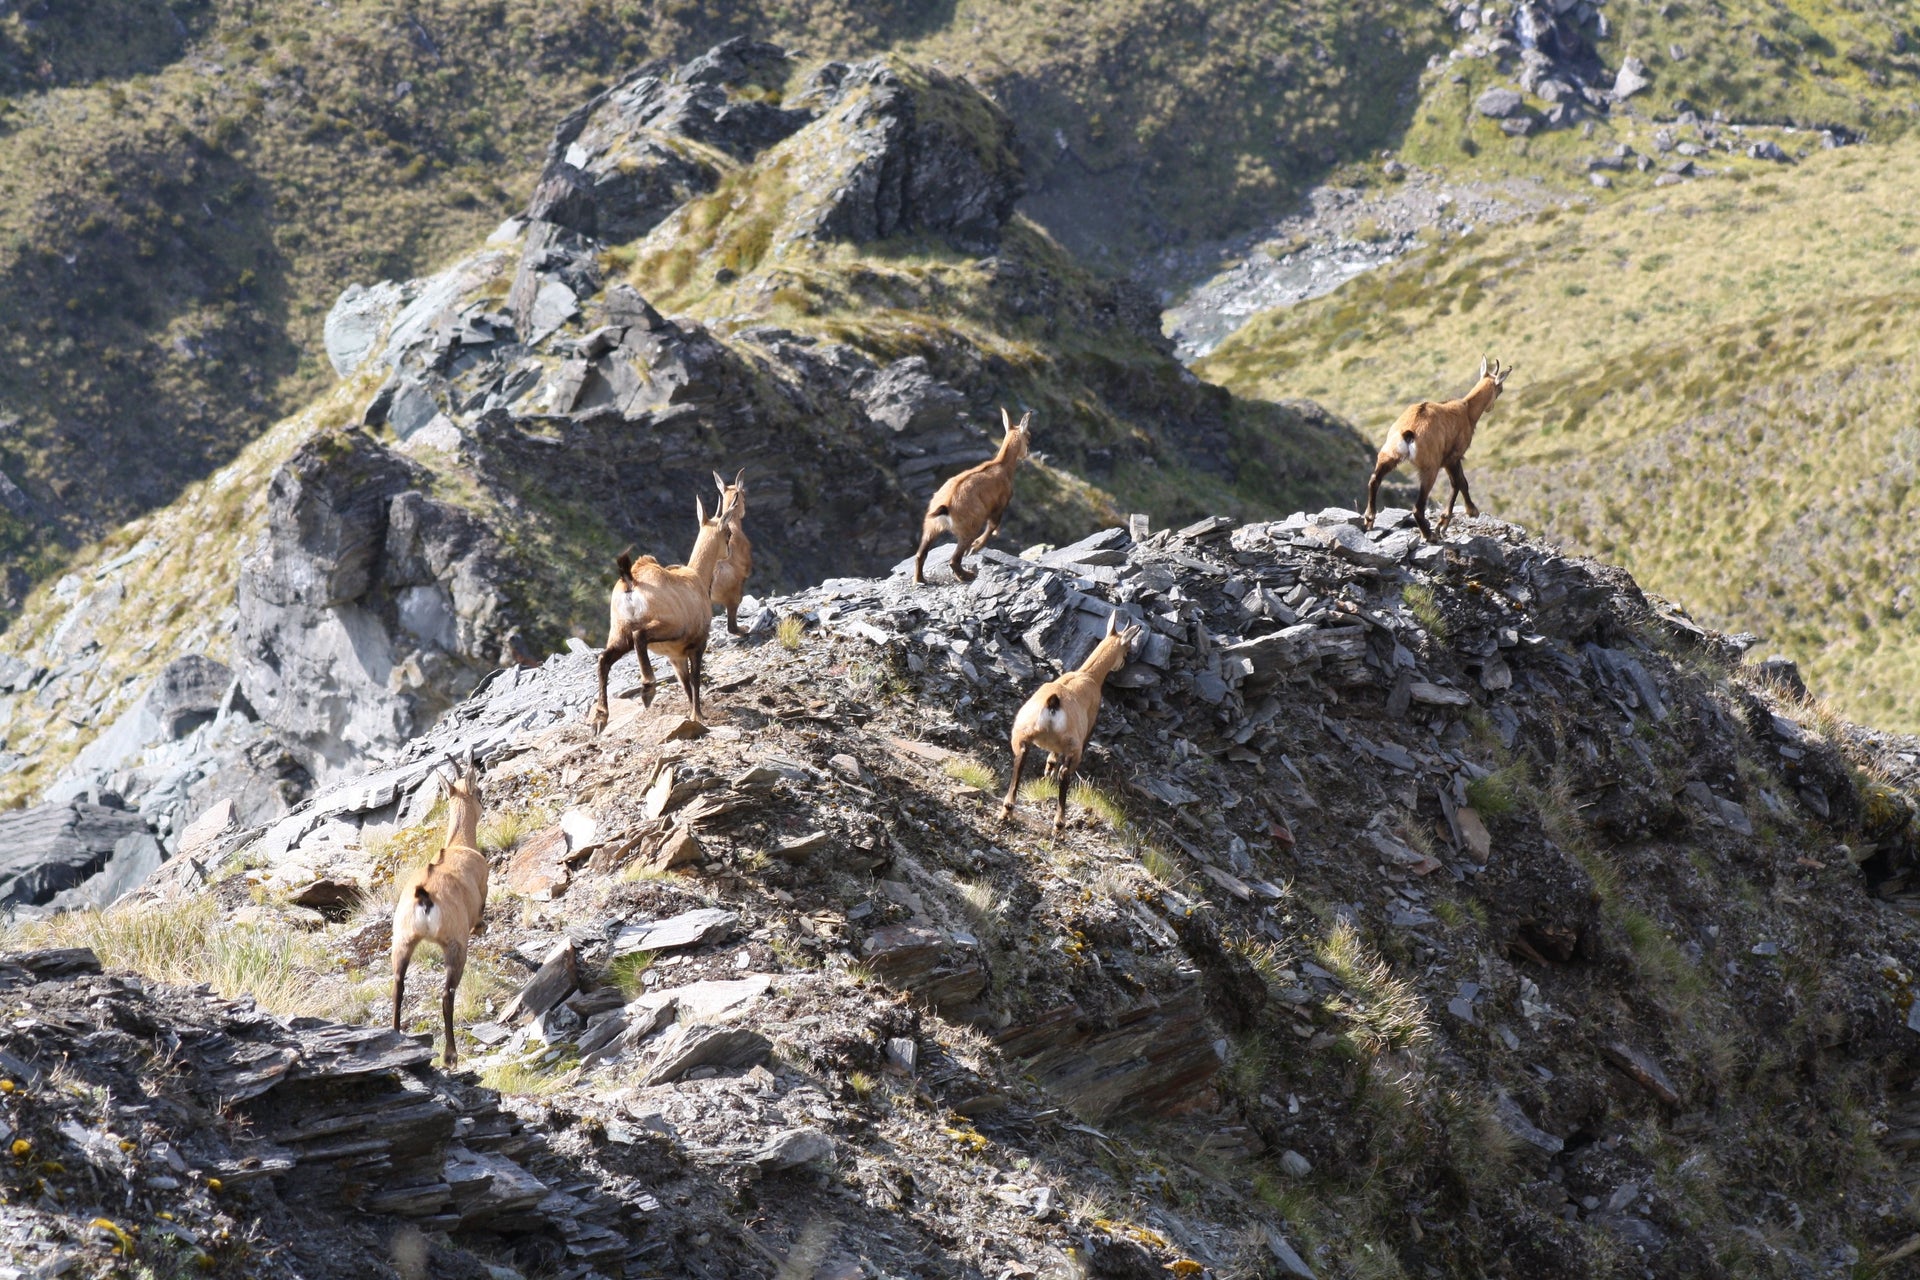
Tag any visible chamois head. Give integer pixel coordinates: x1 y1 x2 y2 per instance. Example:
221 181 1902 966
694 491 739 563
998 407 1033 462
1090 609 1143 673
438 748 482 847
1476 356 1515 405
712 469 748 518
439 748 480 801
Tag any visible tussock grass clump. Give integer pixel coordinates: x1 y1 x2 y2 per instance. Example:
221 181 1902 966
776 615 807 651
480 1055 575 1097
1317 919 1432 1058
609 950 656 998
1400 582 1448 640
1464 762 1529 819
479 805 550 855
943 757 998 790
0 897 336 1019
1068 779 1128 831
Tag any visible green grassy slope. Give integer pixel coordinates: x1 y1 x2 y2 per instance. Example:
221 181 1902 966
1199 138 1920 727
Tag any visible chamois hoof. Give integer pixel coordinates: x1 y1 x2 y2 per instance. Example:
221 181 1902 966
588 703 609 735
728 624 747 637
1360 515 1376 532
639 682 657 708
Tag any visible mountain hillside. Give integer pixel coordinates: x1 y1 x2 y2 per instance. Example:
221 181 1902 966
6 508 1920 1278
10 0 1920 619
0 43 1362 827
1198 135 1920 731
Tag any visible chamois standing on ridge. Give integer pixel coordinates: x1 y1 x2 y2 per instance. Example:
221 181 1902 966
392 751 490 1068
1363 356 1514 543
707 469 752 636
913 408 1032 585
1001 611 1142 837
590 490 737 733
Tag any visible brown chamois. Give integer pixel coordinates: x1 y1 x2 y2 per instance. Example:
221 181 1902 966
707 469 753 636
391 751 489 1068
590 488 737 732
1362 356 1514 543
1001 611 1142 836
913 408 1032 585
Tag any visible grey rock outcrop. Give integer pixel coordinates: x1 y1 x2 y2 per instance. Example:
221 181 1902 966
234 431 511 782
322 280 412 378
0 800 152 911
527 38 808 243
854 355 970 436
784 61 1026 251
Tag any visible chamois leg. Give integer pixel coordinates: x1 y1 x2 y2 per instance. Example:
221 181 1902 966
726 602 745 637
912 516 944 585
441 941 466 1068
1362 456 1399 531
634 641 659 708
1001 744 1029 822
1448 460 1479 519
1052 760 1075 837
948 520 981 583
1413 470 1439 543
967 514 1002 554
390 941 415 1033
667 644 699 721
592 633 633 734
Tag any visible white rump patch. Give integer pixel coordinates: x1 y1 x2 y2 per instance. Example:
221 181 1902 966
613 586 656 629
1039 705 1069 735
1389 434 1417 462
413 901 441 935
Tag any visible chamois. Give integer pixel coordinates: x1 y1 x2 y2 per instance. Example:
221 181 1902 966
913 408 1032 585
1001 611 1142 836
707 469 752 636
391 751 490 1068
590 489 737 732
1362 356 1514 543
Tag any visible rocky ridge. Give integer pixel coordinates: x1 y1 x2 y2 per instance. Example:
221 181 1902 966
11 505 1917 1276
0 40 1362 900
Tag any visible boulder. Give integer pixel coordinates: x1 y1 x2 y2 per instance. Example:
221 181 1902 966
0 800 152 909
1475 87 1525 118
783 61 1026 251
1613 56 1651 99
324 280 411 378
854 356 969 435
150 654 231 740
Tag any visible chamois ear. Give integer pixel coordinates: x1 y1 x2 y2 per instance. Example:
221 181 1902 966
1000 406 1013 434
1495 360 1515 385
1105 610 1119 637
1016 410 1032 433
1478 355 1489 380
733 467 746 492
713 470 728 495
696 494 708 525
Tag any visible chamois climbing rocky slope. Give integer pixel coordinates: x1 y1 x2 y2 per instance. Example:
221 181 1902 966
1198 136 1920 733
0 40 1362 832
9 508 1920 1278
